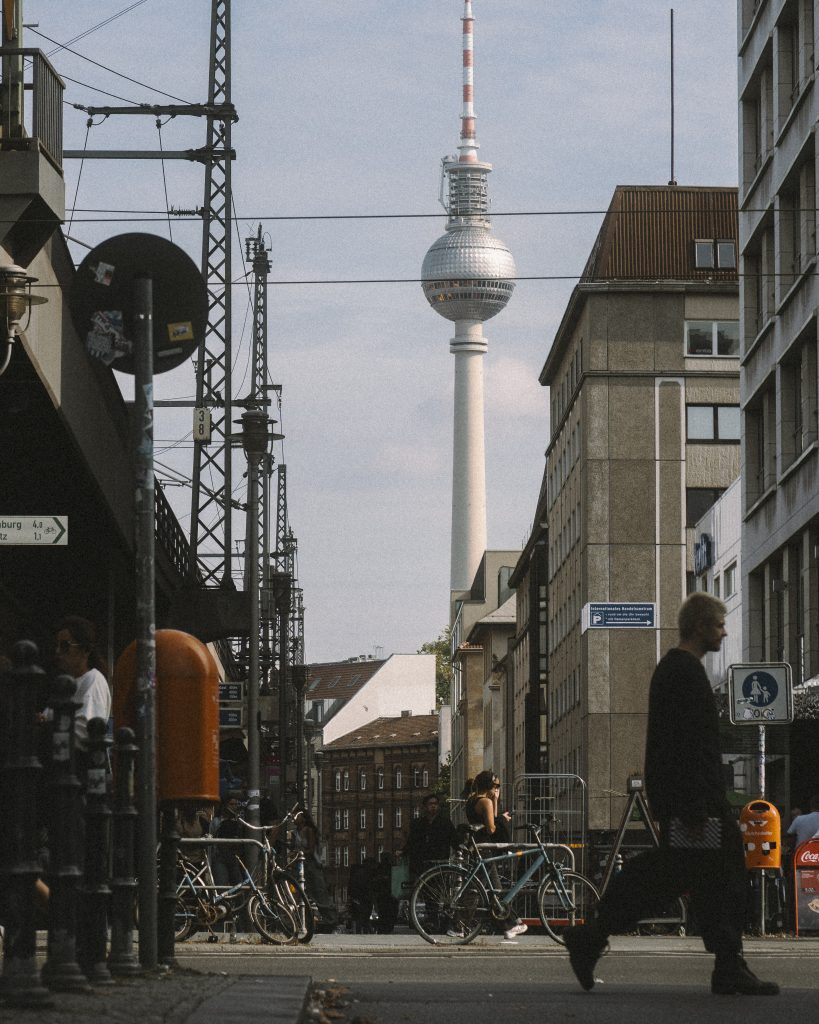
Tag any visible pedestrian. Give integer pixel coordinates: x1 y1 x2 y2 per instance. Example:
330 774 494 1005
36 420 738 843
370 852 399 934
401 793 457 880
465 770 527 942
211 794 244 887
348 856 376 933
564 593 779 996
786 794 819 849
295 809 338 931
52 616 111 775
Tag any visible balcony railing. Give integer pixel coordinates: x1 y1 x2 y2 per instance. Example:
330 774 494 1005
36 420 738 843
0 47 64 172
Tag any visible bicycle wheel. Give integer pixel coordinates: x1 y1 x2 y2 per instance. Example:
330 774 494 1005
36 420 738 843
174 892 199 942
409 865 488 946
247 892 299 945
537 871 600 944
269 871 315 944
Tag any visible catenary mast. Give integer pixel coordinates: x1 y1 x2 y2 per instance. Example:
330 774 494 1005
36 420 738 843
421 0 515 593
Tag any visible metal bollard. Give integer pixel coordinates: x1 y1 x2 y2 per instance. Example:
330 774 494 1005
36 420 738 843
0 641 53 1007
77 717 114 985
157 805 180 966
42 673 90 992
108 727 140 975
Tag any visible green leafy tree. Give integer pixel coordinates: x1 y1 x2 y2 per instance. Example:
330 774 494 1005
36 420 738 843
419 627 452 708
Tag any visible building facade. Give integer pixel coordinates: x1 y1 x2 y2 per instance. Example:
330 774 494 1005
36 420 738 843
319 714 441 912
739 0 819 689
539 185 741 835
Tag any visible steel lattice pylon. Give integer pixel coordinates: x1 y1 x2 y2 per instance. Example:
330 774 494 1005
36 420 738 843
189 0 235 586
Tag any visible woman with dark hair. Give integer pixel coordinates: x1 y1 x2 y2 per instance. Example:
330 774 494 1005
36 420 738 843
465 770 527 942
53 616 111 768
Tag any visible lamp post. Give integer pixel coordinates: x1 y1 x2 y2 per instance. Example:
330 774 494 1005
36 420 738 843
239 407 272 859
0 264 47 376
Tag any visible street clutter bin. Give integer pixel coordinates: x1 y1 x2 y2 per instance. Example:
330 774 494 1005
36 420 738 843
113 629 219 802
739 799 781 869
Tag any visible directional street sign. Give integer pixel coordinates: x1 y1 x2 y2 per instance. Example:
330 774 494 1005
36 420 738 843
728 663 793 725
0 517 68 546
219 682 244 703
582 602 656 631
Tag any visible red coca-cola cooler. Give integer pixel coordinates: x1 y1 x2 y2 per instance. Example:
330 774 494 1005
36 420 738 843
793 839 819 935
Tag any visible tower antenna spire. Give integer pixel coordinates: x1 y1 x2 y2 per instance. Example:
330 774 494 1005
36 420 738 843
459 0 478 163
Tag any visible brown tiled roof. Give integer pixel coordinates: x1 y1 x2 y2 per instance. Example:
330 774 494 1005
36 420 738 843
306 659 385 700
325 714 439 750
581 185 738 282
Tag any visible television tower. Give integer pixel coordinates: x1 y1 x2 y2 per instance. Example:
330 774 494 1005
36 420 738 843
421 0 516 593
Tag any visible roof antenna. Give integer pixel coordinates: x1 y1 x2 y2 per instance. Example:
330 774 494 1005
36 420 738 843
669 8 677 186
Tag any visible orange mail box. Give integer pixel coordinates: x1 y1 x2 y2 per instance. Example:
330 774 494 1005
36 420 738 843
739 800 781 869
113 629 219 804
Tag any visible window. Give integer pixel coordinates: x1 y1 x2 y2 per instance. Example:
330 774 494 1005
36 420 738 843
377 767 384 790
395 767 402 789
394 807 402 829
724 562 737 598
413 768 421 788
412 805 420 819
334 770 341 792
342 809 350 830
343 770 350 792
359 770 367 791
686 488 725 528
422 769 429 788
713 575 721 598
334 847 341 867
333 810 341 831
686 405 740 441
359 845 367 864
359 809 366 830
377 807 384 829
342 847 349 867
693 239 737 270
685 320 740 357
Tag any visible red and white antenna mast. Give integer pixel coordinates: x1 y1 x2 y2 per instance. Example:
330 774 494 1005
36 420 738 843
459 0 479 163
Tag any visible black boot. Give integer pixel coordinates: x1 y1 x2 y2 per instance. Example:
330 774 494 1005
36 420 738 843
564 924 607 991
711 957 780 996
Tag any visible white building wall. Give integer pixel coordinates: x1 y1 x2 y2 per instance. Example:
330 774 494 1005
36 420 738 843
694 476 742 690
320 654 436 745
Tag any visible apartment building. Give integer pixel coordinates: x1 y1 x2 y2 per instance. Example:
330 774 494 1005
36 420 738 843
739 0 819 689
539 184 740 836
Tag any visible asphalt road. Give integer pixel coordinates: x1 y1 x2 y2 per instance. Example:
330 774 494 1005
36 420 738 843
173 933 819 1023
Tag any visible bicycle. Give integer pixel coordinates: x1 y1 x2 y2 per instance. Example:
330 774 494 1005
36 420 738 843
409 823 599 946
173 837 298 945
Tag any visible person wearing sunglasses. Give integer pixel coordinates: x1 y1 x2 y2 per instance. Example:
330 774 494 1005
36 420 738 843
464 770 527 942
54 616 111 770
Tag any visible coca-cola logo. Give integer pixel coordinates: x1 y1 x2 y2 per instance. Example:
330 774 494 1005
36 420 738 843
797 849 819 864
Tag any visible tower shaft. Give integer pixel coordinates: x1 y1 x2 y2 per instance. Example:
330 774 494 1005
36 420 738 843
450 322 487 591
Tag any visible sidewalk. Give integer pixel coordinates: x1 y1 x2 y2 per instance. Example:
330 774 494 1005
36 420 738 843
1 929 814 1023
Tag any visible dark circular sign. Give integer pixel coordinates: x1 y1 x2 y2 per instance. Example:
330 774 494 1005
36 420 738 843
70 233 206 375
741 670 779 707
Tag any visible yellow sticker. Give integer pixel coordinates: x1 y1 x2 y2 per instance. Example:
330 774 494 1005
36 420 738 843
167 321 194 342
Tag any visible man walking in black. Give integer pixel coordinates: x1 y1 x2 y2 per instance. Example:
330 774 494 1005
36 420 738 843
564 593 779 996
402 793 456 881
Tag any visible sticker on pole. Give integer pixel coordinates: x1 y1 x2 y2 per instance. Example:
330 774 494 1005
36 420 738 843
728 663 793 725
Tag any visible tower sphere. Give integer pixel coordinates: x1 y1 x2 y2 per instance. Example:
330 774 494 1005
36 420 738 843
421 227 516 323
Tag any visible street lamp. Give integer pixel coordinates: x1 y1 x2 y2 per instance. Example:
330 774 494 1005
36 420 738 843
238 406 274 854
0 264 47 376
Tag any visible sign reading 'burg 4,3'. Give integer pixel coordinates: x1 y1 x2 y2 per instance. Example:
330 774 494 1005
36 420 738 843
581 602 656 631
728 663 793 725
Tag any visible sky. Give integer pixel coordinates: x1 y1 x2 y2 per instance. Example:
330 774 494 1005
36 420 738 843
26 0 740 663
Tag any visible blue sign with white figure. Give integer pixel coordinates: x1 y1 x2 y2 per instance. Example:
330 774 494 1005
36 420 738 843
582 602 656 631
729 664 793 725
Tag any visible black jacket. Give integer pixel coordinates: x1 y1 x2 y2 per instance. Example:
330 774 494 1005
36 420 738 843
644 648 729 825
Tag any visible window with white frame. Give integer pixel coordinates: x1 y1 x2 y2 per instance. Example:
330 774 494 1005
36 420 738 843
693 238 736 270
413 768 420 788
359 845 367 864
377 766 384 790
686 405 741 441
724 562 737 598
359 770 367 791
422 769 429 787
377 807 384 829
334 770 341 792
685 320 740 357
395 767 402 789
342 846 349 867
343 769 350 791
342 809 349 829
334 847 341 867
394 807 402 828
333 809 341 831
359 809 366 830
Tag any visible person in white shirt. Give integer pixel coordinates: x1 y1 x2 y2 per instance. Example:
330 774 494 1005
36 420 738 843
54 616 112 760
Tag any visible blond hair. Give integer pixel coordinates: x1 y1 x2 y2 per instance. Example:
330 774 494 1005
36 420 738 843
678 592 726 641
